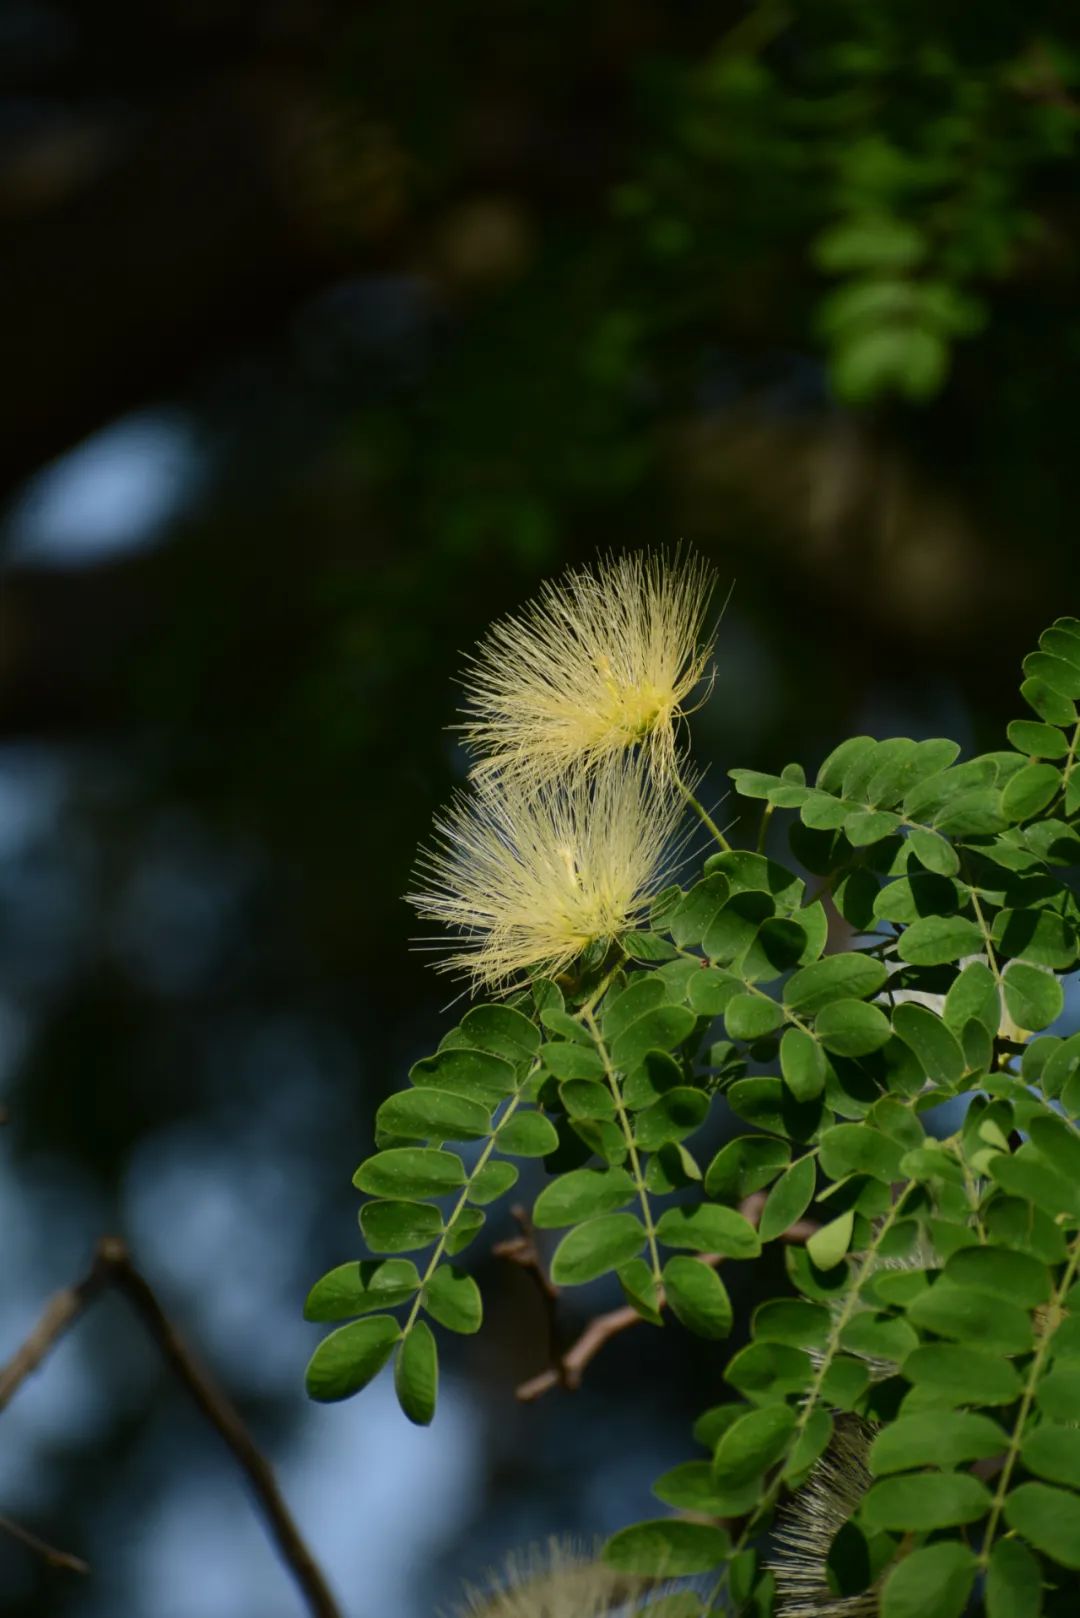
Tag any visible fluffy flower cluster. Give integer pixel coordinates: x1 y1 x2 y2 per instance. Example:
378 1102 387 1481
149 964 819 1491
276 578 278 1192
769 1417 879 1617
409 549 715 992
459 548 716 787
409 757 686 992
451 1541 654 1618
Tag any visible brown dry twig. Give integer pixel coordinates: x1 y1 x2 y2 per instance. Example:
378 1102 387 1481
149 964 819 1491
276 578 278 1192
0 1512 89 1576
0 1236 342 1618
492 1204 569 1390
507 1191 818 1403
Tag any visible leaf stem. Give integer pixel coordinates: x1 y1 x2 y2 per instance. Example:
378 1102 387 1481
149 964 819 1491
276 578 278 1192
582 1004 664 1289
979 1233 1080 1569
675 771 733 851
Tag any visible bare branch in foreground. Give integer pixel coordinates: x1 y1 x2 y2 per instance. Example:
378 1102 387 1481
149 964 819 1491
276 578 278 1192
0 1512 89 1575
0 1236 343 1618
508 1192 818 1403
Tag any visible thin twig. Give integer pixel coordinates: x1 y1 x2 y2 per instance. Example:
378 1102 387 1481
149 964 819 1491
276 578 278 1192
492 1205 568 1388
0 1237 343 1618
511 1193 818 1402
0 1512 89 1575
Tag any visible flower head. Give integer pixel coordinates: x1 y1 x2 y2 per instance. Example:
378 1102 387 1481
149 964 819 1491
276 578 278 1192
770 1417 879 1617
448 1541 653 1618
408 755 684 993
458 548 716 786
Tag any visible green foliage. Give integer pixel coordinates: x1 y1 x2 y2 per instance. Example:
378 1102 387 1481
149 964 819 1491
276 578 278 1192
306 616 1080 1613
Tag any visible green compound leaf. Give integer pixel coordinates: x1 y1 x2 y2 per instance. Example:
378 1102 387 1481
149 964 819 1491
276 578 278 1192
861 1472 992 1531
410 1045 517 1101
668 873 731 948
467 1159 519 1204
611 1005 697 1072
360 1200 443 1253
752 1298 830 1349
651 1459 748 1515
783 953 888 1015
702 891 775 964
549 1213 646 1285
1035 1366 1080 1422
818 1123 904 1183
1005 1481 1080 1569
634 1087 710 1149
901 1344 1022 1405
655 1202 761 1258
712 1403 796 1488
540 1006 594 1045
1007 718 1070 759
394 1320 438 1426
815 998 892 1056
895 914 985 965
618 1257 662 1324
874 873 960 925
603 976 668 1040
305 1314 401 1402
944 1243 1052 1306
725 1340 813 1402
779 1025 828 1100
687 966 741 1015
704 1135 790 1202
879 1542 976 1618
725 992 784 1040
806 1208 854 1269
539 1041 605 1080
459 1003 540 1062
987 1148 1080 1221
986 1537 1042 1618
907 826 960 876
759 1155 816 1243
943 959 999 1035
532 1166 637 1228
354 1148 466 1199
994 908 1078 969
1022 1423 1080 1489
445 1207 485 1256
662 1256 734 1338
605 1519 730 1577
1003 962 1064 1032
496 1110 560 1157
422 1264 483 1334
1022 676 1077 726
375 1087 493 1142
906 1282 1034 1355
891 1002 966 1086
1002 762 1063 821
304 1259 420 1321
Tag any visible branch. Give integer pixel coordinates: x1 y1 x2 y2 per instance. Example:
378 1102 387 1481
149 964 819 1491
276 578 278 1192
511 1193 817 1403
492 1205 569 1389
0 1513 88 1576
0 1237 343 1618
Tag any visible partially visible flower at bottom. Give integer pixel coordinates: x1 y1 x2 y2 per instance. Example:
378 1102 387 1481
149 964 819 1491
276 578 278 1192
770 1417 879 1617
447 1540 654 1617
408 755 687 994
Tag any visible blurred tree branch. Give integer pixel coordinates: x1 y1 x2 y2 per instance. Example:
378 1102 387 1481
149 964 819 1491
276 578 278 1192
0 1236 343 1618
0 1514 88 1577
504 1191 818 1403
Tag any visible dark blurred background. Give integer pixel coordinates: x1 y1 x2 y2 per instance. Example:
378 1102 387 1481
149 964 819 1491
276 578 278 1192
1 4 1079 1615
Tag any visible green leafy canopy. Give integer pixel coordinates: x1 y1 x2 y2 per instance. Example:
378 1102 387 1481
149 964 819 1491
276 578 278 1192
305 616 1080 1615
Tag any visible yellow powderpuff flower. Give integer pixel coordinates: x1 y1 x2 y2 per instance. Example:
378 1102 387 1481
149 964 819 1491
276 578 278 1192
458 548 716 786
449 1540 653 1618
408 756 685 993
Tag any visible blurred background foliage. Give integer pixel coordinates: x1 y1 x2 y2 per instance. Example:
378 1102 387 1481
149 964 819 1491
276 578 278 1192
1 2 1079 1614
